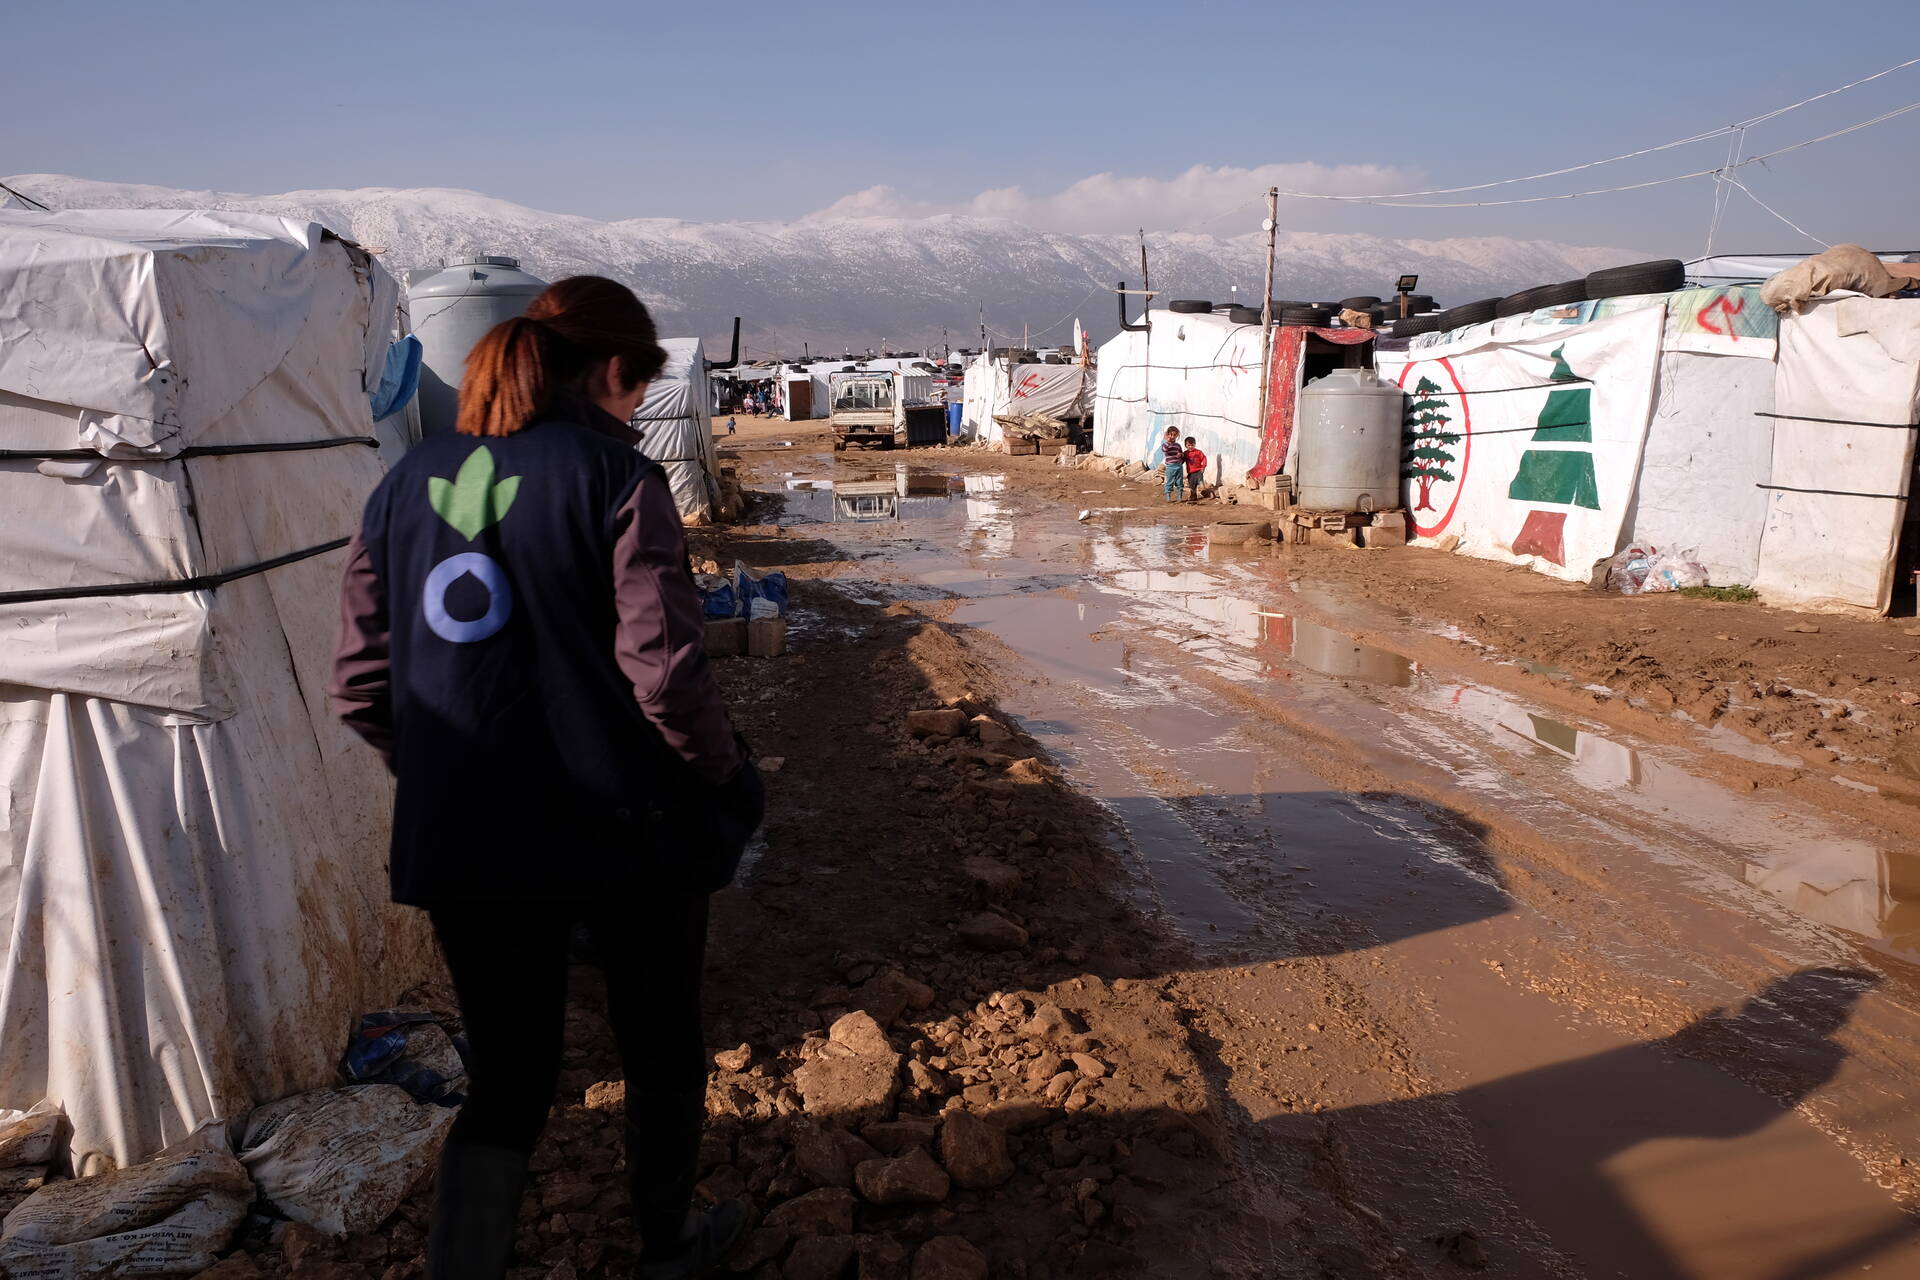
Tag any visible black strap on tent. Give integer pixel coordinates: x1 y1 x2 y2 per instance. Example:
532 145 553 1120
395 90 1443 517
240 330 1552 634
1755 484 1909 500
0 436 380 463
1754 412 1919 430
0 537 350 606
1409 378 1593 396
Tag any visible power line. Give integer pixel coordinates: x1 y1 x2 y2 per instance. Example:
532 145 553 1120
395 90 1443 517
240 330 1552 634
1309 98 1920 209
1267 53 1920 204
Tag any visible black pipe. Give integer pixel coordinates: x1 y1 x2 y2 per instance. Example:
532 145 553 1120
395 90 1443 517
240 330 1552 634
706 317 741 370
1118 281 1148 332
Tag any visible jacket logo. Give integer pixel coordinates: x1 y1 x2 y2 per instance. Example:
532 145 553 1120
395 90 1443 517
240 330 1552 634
423 446 519 643
429 446 520 540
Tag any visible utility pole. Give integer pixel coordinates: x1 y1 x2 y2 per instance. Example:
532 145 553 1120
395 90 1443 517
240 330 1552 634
1022 322 1029 351
1256 187 1280 454
803 341 809 360
1138 228 1150 296
979 302 987 359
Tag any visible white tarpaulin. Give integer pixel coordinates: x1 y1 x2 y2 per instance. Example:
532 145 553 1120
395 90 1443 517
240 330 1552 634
1377 307 1665 583
633 337 720 522
1000 363 1092 422
1627 347 1776 587
0 210 437 1171
1752 297 1920 613
1093 311 1280 488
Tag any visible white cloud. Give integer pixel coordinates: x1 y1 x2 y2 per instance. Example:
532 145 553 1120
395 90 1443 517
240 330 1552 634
806 162 1423 235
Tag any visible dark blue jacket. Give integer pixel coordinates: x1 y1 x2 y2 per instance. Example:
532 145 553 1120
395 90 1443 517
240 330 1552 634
329 411 753 904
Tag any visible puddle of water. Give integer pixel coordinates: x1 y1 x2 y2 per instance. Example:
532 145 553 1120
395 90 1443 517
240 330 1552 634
777 468 1004 525
1433 682 1920 962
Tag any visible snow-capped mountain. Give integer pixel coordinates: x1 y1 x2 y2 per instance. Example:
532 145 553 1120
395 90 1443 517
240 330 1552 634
6 175 1638 354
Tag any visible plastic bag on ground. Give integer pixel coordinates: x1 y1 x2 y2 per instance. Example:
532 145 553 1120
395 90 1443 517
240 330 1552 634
238 1085 455 1236
696 573 738 619
1601 545 1711 594
0 1123 249 1278
340 1009 469 1105
733 560 788 617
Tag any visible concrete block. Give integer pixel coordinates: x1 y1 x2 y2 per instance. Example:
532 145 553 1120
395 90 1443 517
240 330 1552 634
705 618 747 657
748 617 788 658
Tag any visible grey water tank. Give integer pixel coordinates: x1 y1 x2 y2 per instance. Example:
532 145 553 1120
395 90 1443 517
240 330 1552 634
407 255 548 436
1293 368 1405 512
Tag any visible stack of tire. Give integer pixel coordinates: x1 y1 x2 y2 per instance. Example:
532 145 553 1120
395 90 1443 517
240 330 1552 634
1417 259 1687 342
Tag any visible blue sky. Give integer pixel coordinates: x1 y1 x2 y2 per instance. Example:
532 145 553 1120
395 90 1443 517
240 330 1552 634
6 0 1917 254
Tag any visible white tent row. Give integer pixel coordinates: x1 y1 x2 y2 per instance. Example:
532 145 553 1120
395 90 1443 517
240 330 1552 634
959 354 1093 443
0 210 439 1171
1379 290 1918 611
633 337 721 522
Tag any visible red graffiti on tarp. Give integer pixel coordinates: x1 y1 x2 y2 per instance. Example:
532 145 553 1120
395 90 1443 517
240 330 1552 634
1695 292 1746 338
1012 373 1045 398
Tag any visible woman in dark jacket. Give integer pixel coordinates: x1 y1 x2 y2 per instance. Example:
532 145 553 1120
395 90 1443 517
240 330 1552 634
329 276 762 1279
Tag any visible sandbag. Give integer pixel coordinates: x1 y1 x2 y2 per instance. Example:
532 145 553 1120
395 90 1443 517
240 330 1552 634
0 1126 250 1278
238 1085 455 1236
1760 244 1909 314
0 1101 68 1226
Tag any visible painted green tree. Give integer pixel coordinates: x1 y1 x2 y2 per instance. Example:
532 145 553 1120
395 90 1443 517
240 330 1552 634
1403 376 1461 512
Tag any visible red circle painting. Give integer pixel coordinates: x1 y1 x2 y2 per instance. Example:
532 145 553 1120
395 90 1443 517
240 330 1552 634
1396 356 1471 540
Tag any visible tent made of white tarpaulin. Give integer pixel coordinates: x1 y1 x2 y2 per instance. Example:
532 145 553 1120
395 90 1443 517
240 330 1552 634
0 209 437 1171
1752 296 1920 614
1093 310 1271 486
633 337 720 523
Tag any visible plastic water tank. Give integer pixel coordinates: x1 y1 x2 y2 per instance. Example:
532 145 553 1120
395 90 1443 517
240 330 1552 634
1292 368 1406 512
407 256 548 436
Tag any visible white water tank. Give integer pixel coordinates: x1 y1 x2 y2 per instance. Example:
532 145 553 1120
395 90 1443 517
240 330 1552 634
408 256 548 436
1293 368 1405 512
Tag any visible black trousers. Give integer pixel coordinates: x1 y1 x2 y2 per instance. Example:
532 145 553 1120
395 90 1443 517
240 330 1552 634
429 894 711 1246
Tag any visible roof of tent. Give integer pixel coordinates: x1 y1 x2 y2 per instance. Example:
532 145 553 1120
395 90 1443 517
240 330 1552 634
1687 250 1920 286
633 337 719 521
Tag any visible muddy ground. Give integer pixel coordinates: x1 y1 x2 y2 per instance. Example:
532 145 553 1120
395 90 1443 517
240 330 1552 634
247 416 1920 1280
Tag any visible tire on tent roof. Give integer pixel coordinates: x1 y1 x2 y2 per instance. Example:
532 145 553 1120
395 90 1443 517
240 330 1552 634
1271 299 1311 311
1339 295 1382 311
1501 279 1588 316
1169 299 1212 313
1405 294 1436 313
1395 313 1441 336
1496 289 1541 318
1278 305 1334 326
1448 297 1501 328
1228 305 1264 325
1585 258 1685 299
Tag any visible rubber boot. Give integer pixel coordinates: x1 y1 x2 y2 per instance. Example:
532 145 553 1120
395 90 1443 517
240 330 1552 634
425 1141 527 1280
632 1201 749 1280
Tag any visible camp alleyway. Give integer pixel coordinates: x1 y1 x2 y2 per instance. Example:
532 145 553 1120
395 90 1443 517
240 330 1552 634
244 411 1920 1280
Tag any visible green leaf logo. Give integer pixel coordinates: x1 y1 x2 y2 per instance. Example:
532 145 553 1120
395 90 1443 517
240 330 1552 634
428 446 521 540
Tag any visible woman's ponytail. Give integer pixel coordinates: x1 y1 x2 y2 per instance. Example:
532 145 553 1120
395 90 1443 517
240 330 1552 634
453 277 667 437
456 316 550 438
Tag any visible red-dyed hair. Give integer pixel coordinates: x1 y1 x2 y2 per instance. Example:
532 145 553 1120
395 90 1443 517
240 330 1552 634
456 276 668 437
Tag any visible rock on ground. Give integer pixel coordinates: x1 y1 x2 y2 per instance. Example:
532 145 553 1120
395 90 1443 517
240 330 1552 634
912 1235 990 1280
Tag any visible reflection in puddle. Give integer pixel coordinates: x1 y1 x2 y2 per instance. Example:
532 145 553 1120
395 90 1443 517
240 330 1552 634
1101 572 1414 687
778 469 1004 525
1747 846 1920 959
1439 682 1919 960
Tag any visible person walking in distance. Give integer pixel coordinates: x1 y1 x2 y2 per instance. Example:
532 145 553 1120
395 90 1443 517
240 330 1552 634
329 276 763 1280
1160 426 1185 502
1182 436 1207 503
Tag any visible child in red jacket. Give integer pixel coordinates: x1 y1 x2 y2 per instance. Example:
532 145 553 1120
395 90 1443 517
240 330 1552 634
1182 437 1207 502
